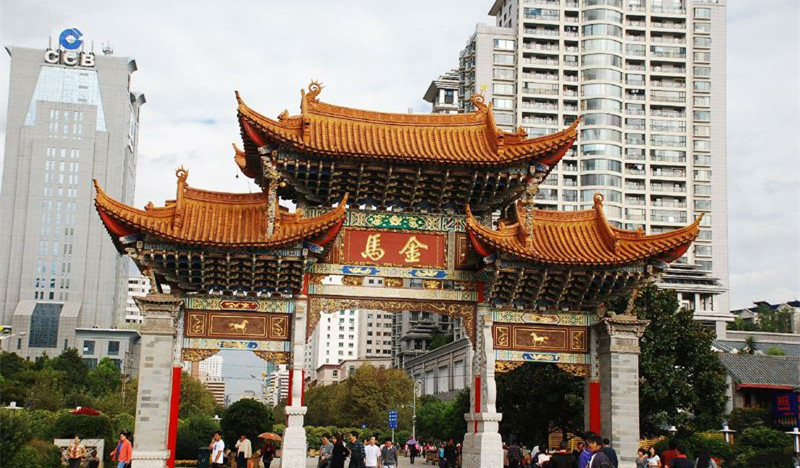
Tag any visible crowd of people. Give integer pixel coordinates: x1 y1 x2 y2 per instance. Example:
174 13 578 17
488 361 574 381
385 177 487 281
316 432 399 468
208 430 278 468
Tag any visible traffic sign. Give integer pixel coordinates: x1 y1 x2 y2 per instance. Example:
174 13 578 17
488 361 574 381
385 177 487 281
388 410 398 429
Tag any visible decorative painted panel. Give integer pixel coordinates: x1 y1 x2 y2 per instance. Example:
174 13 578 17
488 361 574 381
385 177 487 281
307 284 476 302
342 229 447 268
493 350 591 365
493 323 589 354
183 296 294 313
184 310 291 341
182 338 292 352
491 309 597 327
310 263 477 281
306 209 467 233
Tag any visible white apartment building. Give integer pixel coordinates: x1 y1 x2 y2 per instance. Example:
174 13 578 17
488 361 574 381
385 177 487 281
445 0 729 333
265 364 289 407
199 355 223 382
125 276 150 324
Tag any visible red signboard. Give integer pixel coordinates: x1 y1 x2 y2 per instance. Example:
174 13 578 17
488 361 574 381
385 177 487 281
343 229 447 268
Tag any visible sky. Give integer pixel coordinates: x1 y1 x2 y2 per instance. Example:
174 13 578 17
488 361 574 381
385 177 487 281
1 0 799 397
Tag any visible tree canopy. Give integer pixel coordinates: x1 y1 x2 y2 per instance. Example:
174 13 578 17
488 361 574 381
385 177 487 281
220 398 274 449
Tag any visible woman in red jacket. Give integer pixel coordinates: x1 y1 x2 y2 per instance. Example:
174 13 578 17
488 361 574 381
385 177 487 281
111 430 133 468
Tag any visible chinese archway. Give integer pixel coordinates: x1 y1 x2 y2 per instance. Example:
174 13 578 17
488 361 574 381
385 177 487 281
95 82 700 468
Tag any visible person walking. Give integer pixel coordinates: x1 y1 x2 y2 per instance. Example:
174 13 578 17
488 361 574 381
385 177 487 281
364 436 381 468
661 440 679 468
586 435 613 468
380 439 399 468
438 442 447 468
210 430 226 468
85 449 101 468
331 435 350 468
507 441 523 468
636 448 649 468
551 441 578 468
235 434 252 468
348 431 366 468
110 431 132 468
406 437 419 465
66 435 86 468
646 447 661 468
318 435 334 468
668 444 692 468
578 441 593 468
601 438 619 468
445 439 457 468
260 441 276 468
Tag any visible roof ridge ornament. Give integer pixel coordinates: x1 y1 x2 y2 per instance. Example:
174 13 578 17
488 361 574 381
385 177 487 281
173 166 189 231
592 192 619 253
470 93 489 113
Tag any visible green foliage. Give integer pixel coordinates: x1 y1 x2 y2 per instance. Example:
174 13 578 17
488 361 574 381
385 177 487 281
729 305 794 333
87 358 122 395
29 367 68 411
176 415 220 460
27 409 61 439
51 348 89 391
111 413 135 436
728 407 769 430
742 336 757 354
765 346 785 356
429 332 455 351
0 409 34 462
415 391 469 443
613 286 728 435
179 372 217 419
9 439 62 468
220 398 274 450
50 413 114 454
496 363 583 445
732 426 794 468
304 365 414 431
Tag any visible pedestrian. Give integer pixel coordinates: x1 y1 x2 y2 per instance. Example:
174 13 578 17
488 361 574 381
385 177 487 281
110 431 132 468
578 440 593 468
348 431 366 468
365 436 381 468
586 434 612 468
235 434 252 468
661 440 679 468
573 442 585 462
66 435 86 468
507 441 523 468
551 441 578 468
646 447 661 468
406 437 419 465
438 442 447 468
260 441 276 468
601 438 618 468
693 448 718 468
445 439 457 468
331 435 350 468
537 447 552 467
318 435 334 468
210 430 226 468
85 449 101 468
668 444 692 468
503 443 509 468
381 439 399 468
636 448 648 468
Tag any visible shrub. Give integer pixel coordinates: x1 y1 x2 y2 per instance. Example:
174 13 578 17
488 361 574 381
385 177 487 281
111 412 135 436
27 410 60 440
0 409 34 462
733 426 794 468
728 407 769 430
9 439 62 468
176 415 219 460
49 412 114 457
220 399 274 450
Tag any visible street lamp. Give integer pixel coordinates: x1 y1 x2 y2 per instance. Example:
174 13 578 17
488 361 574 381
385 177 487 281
786 427 800 468
0 332 26 350
412 380 422 440
720 421 736 445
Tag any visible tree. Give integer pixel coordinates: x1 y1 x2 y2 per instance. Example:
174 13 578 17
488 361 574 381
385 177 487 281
613 285 728 435
336 364 414 430
28 368 67 411
496 363 583 445
179 372 217 419
51 348 89 391
305 383 344 426
742 336 757 354
0 409 34 462
415 390 469 442
87 358 122 396
176 415 219 460
220 399 274 449
753 304 793 333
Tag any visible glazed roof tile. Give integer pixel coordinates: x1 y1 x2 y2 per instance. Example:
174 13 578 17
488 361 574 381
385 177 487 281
94 168 346 249
236 82 578 167
466 193 701 266
719 354 800 388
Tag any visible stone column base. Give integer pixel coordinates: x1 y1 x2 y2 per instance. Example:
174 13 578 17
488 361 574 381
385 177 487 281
131 449 171 468
461 412 503 468
279 406 307 468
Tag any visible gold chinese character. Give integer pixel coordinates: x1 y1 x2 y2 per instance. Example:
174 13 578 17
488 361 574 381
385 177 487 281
360 234 386 261
399 236 429 263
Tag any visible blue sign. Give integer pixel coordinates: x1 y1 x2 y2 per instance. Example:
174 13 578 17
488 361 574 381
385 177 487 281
59 28 84 50
388 410 398 429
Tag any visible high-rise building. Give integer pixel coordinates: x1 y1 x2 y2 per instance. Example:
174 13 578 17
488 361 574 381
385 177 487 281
437 0 729 333
0 30 145 357
265 364 289 407
204 380 226 407
125 276 150 324
199 355 224 382
391 311 464 368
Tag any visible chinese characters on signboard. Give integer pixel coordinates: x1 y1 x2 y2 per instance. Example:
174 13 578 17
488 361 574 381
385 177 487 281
343 229 447 268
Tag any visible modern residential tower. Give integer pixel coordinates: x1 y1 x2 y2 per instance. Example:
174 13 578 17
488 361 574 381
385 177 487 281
0 30 144 358
437 0 729 333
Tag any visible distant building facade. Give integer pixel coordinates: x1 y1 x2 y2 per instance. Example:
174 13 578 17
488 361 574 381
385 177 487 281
199 355 223 382
422 69 460 114
265 364 289 407
124 276 150 324
0 32 145 359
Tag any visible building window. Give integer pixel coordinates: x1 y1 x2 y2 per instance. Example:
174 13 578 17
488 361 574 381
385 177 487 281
493 54 514 66
694 81 711 92
694 37 711 49
83 340 96 355
694 7 711 19
493 68 514 80
83 358 98 368
332 370 338 377
28 303 62 348
493 98 514 110
493 39 514 51
108 341 120 356
493 83 514 95
694 22 711 34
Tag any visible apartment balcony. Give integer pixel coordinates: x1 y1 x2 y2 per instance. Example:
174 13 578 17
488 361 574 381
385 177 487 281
524 28 560 37
563 179 578 187
626 108 645 115
651 125 687 133
523 87 559 96
523 73 559 81
626 5 646 12
521 102 560 111
523 58 559 66
651 6 686 15
625 198 646 206
625 169 646 176
627 20 646 28
626 35 646 42
523 44 561 53
650 94 685 103
563 195 578 202
564 104 578 112
627 64 646 71
525 13 561 21
565 0 579 8
563 60 579 68
564 75 578 82
625 183 646 191
564 16 579 23
651 50 686 59
651 65 686 74
651 110 686 118
651 139 686 148
525 0 561 6
626 214 646 221
650 22 686 30
521 118 558 126
652 169 687 178
651 81 686 89
562 165 578 172
625 152 645 161
626 138 646 146
563 89 579 97
625 124 646 131
626 79 646 86
626 94 646 101
651 154 687 163
650 185 686 193
564 30 579 37
652 200 687 208
650 36 687 45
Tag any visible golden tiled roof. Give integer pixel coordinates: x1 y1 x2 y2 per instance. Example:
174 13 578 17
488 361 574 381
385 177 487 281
466 194 701 266
94 168 347 248
236 82 579 166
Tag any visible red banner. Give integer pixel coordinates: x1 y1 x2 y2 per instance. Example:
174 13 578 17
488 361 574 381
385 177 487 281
343 229 447 268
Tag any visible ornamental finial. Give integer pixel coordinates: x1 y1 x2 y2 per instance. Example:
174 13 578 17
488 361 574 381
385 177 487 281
593 192 604 208
470 93 488 112
307 80 323 101
176 166 189 183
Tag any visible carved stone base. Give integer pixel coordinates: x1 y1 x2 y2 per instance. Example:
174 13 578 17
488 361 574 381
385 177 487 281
462 413 503 468
279 406 307 468
131 449 170 468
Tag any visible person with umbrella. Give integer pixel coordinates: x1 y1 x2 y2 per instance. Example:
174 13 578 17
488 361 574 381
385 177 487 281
406 437 419 464
258 432 281 468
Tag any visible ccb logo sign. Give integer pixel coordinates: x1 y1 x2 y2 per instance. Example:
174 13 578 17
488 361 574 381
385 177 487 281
45 28 95 67
58 28 83 50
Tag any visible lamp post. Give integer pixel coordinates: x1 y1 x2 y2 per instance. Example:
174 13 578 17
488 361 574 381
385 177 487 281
787 427 800 468
720 422 736 445
412 380 422 440
0 331 26 350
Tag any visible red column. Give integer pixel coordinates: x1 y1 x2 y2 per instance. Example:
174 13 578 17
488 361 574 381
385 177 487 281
588 379 601 434
167 366 182 468
474 376 481 433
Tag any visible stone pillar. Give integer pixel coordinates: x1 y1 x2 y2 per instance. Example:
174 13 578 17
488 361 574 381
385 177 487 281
131 293 183 468
280 295 308 468
594 315 649 468
462 305 503 468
